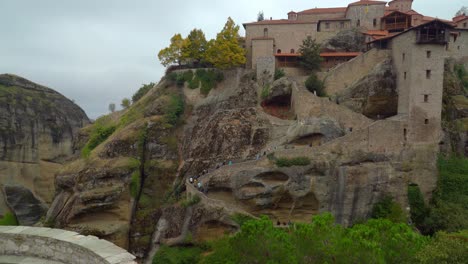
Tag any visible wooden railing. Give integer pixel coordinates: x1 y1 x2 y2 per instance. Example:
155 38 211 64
384 22 408 31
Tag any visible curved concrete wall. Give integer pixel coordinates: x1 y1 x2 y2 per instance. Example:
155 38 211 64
0 226 136 264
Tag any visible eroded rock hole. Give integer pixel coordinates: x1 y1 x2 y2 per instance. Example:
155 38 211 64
254 171 289 185
291 133 325 146
261 95 293 120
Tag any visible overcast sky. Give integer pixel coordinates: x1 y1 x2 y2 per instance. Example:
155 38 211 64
0 0 465 119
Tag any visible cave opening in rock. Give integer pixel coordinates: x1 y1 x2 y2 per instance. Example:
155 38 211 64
261 94 293 120
195 220 236 242
254 171 289 185
291 133 325 146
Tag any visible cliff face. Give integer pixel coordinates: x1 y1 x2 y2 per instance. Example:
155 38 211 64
44 68 440 261
0 74 89 224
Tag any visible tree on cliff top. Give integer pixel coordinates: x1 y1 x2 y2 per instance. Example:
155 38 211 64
181 29 208 65
158 33 185 66
298 36 322 72
205 17 246 69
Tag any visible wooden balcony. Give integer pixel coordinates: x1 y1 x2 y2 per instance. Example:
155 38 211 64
384 22 408 31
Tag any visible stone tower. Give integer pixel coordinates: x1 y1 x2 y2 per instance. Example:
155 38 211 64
388 0 413 12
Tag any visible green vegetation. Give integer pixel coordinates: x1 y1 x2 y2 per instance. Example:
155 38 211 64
414 231 468 264
202 214 430 264
164 94 185 125
181 194 201 208
408 184 429 227
454 64 468 92
274 68 285 80
130 171 140 198
196 69 224 95
298 36 322 72
0 213 18 226
81 124 116 158
305 74 325 97
132 83 155 103
121 98 131 109
371 195 406 223
261 84 270 99
230 213 254 227
158 18 246 69
153 245 204 264
275 157 311 167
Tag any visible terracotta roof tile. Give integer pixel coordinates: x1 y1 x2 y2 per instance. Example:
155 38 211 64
298 7 347 14
274 53 299 57
243 19 316 26
321 52 362 57
348 1 387 7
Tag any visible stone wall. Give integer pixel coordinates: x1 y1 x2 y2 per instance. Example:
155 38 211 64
323 49 391 95
0 226 136 264
256 56 275 85
345 3 386 30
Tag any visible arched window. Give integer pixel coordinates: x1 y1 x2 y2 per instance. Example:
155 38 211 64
264 28 268 37
290 49 295 53
277 49 282 54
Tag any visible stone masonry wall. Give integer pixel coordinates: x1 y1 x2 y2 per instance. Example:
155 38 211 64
323 49 391 95
0 226 136 264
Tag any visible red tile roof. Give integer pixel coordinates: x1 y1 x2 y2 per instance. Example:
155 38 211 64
274 52 362 57
348 1 387 7
318 17 350 21
243 19 316 26
274 53 299 57
298 7 347 14
453 15 467 22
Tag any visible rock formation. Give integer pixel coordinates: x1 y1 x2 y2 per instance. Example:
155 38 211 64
43 67 442 261
0 74 89 224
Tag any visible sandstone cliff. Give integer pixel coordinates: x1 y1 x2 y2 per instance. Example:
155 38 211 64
0 74 89 225
44 68 440 262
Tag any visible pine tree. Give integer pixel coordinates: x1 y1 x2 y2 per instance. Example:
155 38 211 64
298 36 322 72
205 17 246 69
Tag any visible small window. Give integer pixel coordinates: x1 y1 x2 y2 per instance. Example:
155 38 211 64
277 49 282 54
349 127 353 132
373 18 377 27
325 22 330 29
404 72 407 79
340 22 345 28
426 50 431 58
426 70 431 79
402 53 405 61
424 94 429 102
403 129 407 141
464 22 467 28
263 28 268 37
357 19 360 27
290 49 295 54
424 119 429 125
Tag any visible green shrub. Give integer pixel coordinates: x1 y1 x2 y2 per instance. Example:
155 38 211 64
274 69 285 80
195 69 224 95
164 94 185 125
276 157 311 167
167 72 178 83
153 245 203 264
182 70 194 83
176 74 185 87
0 213 18 226
454 64 468 91
305 74 325 96
181 194 201 208
132 83 154 103
261 84 270 99
408 184 429 227
231 213 254 227
414 231 468 264
81 125 116 158
188 76 200 89
130 171 140 198
371 195 406 223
